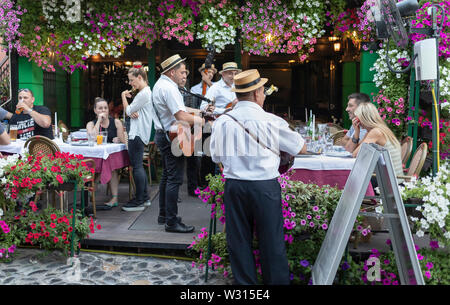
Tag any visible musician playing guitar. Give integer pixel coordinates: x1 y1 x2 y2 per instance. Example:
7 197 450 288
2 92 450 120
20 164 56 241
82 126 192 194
152 54 204 234
210 69 307 285
200 62 241 115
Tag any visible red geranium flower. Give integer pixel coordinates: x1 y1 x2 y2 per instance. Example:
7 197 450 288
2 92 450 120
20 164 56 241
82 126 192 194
56 174 64 184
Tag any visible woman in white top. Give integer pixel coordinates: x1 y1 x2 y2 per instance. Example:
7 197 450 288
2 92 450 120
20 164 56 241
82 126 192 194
120 66 155 211
351 103 404 180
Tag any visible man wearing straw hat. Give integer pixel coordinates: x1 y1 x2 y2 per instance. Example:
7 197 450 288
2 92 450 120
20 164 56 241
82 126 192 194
210 69 307 285
191 63 217 98
200 62 241 115
152 54 204 233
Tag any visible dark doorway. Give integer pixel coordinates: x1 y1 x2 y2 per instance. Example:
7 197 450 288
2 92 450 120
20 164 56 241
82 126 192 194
291 59 342 123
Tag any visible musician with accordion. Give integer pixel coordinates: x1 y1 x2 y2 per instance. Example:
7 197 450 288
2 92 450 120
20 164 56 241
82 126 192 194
210 69 307 285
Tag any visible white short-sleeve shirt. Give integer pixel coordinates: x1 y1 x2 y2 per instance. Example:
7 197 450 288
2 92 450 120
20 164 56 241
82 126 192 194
152 75 186 131
210 101 305 180
201 79 236 114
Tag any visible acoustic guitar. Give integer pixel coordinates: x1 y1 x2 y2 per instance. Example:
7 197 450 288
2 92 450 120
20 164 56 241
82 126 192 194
168 113 203 157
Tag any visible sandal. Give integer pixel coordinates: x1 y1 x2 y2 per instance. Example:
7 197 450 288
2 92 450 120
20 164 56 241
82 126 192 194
105 195 119 207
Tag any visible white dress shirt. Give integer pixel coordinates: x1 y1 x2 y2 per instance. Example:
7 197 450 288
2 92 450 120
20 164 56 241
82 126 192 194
201 78 236 114
210 101 305 180
152 75 186 131
125 86 156 145
191 81 213 95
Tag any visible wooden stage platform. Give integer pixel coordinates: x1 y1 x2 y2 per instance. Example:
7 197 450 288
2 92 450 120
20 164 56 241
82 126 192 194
75 179 223 251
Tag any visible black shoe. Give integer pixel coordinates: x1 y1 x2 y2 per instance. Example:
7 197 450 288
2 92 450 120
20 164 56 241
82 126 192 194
177 198 182 203
165 222 195 233
158 216 182 225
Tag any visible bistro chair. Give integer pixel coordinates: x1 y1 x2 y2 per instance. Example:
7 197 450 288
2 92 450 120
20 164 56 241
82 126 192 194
122 130 136 199
24 136 61 209
143 141 158 185
327 123 345 135
58 120 70 142
331 129 348 146
82 159 97 218
397 142 428 182
400 136 413 166
24 135 60 156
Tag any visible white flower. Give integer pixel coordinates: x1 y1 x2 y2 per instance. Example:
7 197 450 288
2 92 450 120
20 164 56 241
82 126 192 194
416 230 425 237
375 205 383 214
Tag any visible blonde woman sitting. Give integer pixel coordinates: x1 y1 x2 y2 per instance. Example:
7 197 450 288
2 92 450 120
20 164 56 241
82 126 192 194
351 103 404 181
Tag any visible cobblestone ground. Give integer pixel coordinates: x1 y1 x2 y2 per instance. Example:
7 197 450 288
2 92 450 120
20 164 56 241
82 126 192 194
0 248 232 285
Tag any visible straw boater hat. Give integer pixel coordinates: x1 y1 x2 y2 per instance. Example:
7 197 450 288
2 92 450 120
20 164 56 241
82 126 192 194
231 69 268 93
160 54 186 74
198 63 217 74
219 62 241 74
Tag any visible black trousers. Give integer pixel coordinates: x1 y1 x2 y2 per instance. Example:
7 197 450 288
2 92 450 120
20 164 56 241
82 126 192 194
155 130 185 226
224 178 290 285
186 156 200 193
200 132 216 187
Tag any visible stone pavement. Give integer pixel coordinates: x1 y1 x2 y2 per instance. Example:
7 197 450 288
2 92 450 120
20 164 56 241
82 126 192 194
0 248 232 285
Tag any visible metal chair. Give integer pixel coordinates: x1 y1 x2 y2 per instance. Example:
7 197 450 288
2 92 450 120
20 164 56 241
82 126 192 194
400 136 413 166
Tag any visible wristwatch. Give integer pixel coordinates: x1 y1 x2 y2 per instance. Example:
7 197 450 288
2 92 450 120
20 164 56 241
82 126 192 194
351 136 359 144
25 108 33 115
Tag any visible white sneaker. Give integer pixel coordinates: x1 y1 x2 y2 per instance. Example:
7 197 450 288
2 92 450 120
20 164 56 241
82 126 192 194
144 199 152 207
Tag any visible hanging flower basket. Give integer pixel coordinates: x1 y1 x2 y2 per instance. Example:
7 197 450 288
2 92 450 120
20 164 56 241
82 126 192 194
196 0 239 53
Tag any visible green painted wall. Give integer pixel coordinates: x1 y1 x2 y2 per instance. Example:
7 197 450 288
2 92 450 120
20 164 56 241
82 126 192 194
70 70 83 128
55 67 68 124
148 48 156 89
18 57 44 105
342 62 357 129
360 50 379 98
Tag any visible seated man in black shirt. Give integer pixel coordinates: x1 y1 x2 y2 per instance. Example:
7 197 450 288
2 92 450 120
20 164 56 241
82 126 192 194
4 88 53 140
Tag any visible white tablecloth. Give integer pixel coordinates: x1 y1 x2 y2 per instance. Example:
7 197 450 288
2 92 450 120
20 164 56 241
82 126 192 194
0 139 26 155
293 155 355 171
0 139 127 160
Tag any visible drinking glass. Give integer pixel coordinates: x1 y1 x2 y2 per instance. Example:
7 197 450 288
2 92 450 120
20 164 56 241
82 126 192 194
9 125 18 141
87 132 96 147
325 137 334 153
100 131 108 145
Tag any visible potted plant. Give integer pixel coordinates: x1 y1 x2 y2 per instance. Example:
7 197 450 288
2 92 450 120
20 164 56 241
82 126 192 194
400 160 450 247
